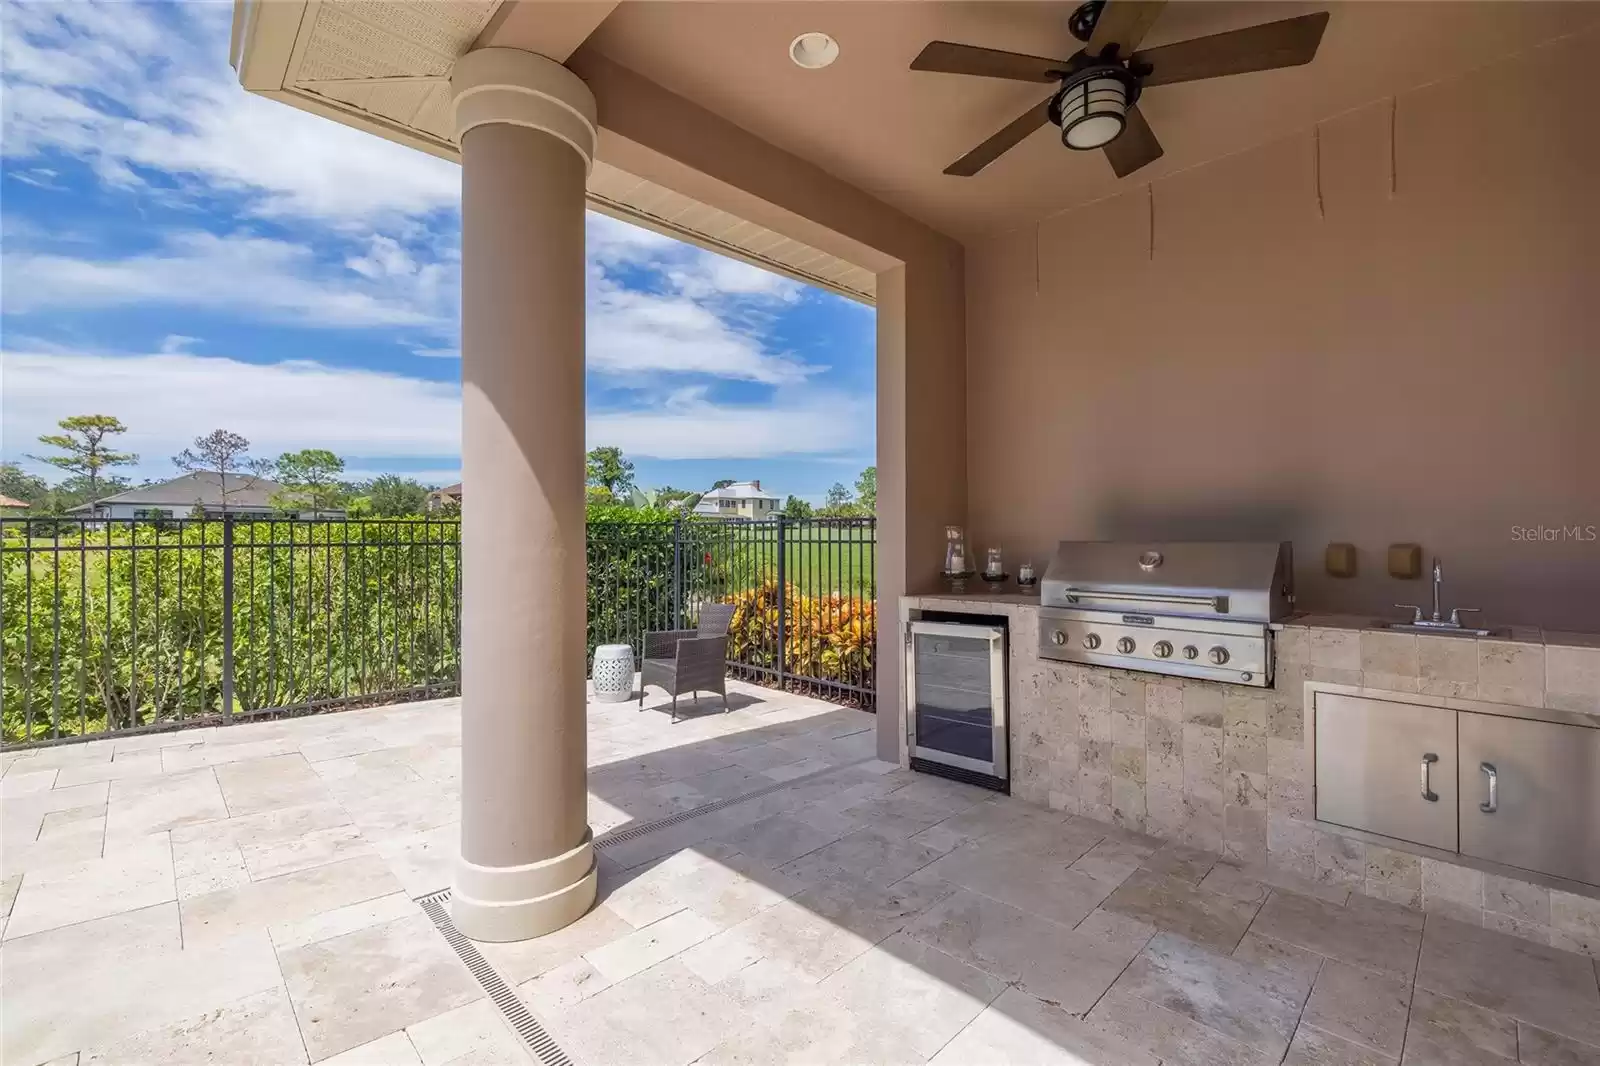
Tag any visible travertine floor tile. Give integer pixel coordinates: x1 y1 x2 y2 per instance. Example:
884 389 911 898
778 827 945 888
1 929 283 1066
0 902 180 979
1416 917 1600 1047
931 987 1161 1065
549 959 743 1066
1101 867 1261 953
1232 930 1325 993
1403 987 1518 1064
53 751 164 788
921 840 1121 929
278 913 480 1062
906 889 1153 1013
1086 987 1279 1066
1283 1024 1397 1066
820 931 1007 1058
318 1031 424 1066
1111 931 1309 1058
170 799 353 854
371 821 457 897
1141 841 1221 884
471 903 635 985
240 823 373 880
1302 959 1412 1057
174 842 250 898
406 998 534 1065
269 891 422 951
180 852 402 944
1 767 59 795
583 907 720 983
5 834 174 939
715 811 847 865
1252 889 1423 979
79 987 308 1065
1517 1022 1600 1066
519 957 615 1017
711 894 877 982
105 767 227 839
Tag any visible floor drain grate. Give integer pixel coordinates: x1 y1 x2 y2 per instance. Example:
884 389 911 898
593 757 874 849
417 889 574 1066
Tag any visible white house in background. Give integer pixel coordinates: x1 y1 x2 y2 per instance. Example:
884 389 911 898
68 471 343 520
692 480 780 520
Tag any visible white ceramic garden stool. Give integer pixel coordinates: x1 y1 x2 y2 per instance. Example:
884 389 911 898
591 644 635 704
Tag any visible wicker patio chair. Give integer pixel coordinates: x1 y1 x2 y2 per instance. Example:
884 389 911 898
639 603 736 722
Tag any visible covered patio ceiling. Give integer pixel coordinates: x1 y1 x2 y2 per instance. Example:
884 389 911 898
236 1 1600 245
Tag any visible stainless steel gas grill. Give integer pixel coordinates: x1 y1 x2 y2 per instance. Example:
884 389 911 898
1038 541 1294 687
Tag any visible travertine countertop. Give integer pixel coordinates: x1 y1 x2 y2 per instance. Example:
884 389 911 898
1274 612 1600 650
900 594 1599 650
901 594 1600 713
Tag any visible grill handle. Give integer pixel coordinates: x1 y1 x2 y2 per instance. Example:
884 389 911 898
1062 588 1230 614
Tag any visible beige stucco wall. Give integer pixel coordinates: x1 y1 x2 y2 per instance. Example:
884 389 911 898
962 29 1599 631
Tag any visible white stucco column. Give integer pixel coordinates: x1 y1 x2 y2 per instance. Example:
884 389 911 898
449 48 597 942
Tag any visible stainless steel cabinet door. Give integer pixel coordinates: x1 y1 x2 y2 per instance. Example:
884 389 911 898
1314 693 1458 851
1459 713 1600 886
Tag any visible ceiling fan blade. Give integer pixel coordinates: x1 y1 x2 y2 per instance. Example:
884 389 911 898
1087 0 1168 58
1103 103 1164 178
1132 11 1330 88
911 40 1071 83
945 98 1053 176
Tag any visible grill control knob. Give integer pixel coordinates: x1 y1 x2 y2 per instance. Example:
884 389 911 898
1153 641 1174 659
1183 645 1200 660
1116 636 1136 654
1208 646 1230 665
1083 633 1102 650
1052 630 1067 646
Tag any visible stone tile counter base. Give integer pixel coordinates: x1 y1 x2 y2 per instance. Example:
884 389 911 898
903 595 1600 961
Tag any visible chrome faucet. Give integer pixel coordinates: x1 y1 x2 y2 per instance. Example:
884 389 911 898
1396 557 1480 629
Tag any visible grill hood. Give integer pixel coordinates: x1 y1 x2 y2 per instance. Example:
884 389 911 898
1041 541 1294 623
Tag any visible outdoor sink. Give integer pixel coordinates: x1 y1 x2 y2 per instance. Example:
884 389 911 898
1377 621 1504 638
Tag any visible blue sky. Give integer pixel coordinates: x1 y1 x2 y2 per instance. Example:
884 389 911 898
0 1 875 504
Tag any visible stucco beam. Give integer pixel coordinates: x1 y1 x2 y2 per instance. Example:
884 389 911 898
567 47 961 273
478 1 621 62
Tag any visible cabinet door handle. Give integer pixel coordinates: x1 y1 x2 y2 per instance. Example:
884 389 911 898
1479 762 1498 814
1420 753 1439 802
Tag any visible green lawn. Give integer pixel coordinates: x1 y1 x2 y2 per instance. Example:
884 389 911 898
694 523 876 597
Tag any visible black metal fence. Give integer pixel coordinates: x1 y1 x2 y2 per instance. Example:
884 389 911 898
2 515 875 747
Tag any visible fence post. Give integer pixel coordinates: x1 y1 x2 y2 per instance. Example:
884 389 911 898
220 514 235 721
775 516 786 692
671 514 684 629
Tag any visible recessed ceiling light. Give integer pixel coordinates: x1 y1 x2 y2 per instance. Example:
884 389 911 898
789 32 839 70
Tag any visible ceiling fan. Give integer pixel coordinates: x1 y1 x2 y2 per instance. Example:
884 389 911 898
911 1 1330 179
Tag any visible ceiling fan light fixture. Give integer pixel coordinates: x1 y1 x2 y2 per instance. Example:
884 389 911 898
789 32 840 69
1054 69 1134 149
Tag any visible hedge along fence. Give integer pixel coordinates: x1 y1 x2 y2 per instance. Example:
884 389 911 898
2 519 461 745
2 514 877 746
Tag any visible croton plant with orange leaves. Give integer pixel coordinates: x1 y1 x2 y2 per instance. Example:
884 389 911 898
724 580 875 686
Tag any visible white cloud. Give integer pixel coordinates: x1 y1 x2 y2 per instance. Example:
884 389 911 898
584 214 816 385
4 348 461 480
158 334 200 354
587 389 872 461
4 231 449 328
1 1 460 225
3 347 870 478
